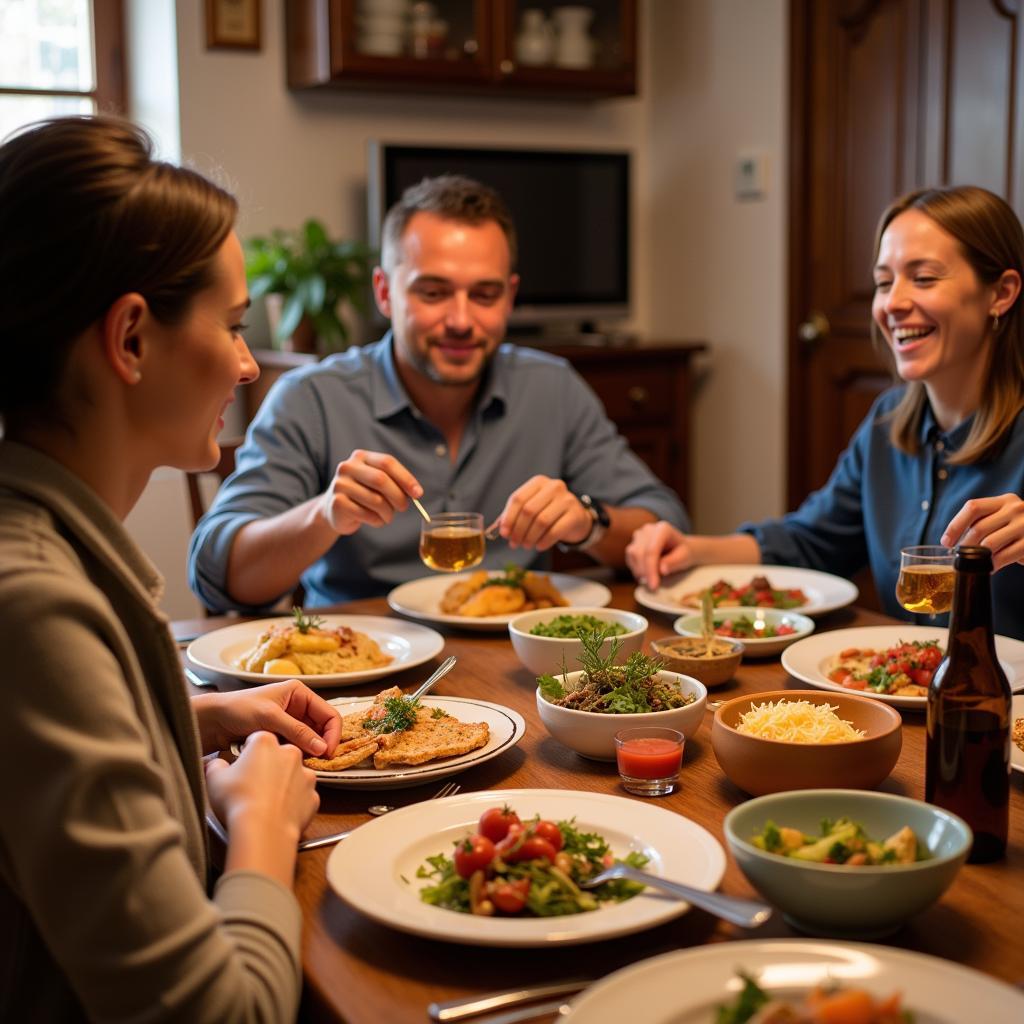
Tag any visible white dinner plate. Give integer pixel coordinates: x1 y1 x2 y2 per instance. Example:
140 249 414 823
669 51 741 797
387 573 612 632
306 695 525 789
186 615 445 689
325 788 725 946
634 564 859 619
1012 694 1024 776
563 938 1024 1023
781 625 1024 709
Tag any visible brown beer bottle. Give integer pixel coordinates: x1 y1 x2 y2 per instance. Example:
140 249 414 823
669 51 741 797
925 545 1011 863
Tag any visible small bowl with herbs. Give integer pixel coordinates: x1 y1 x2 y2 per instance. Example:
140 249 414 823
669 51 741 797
509 606 647 677
535 632 706 761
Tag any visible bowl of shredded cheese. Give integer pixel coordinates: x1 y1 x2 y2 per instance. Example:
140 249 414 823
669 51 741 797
711 690 902 795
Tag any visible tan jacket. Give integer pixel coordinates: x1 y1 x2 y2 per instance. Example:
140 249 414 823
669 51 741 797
0 442 301 1022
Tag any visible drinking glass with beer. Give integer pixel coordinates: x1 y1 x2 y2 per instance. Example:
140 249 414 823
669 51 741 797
896 545 955 614
419 512 486 572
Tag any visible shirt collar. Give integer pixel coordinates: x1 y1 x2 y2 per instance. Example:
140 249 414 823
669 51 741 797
919 398 976 450
370 332 508 420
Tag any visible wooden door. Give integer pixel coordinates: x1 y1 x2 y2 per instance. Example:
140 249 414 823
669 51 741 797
787 0 1024 510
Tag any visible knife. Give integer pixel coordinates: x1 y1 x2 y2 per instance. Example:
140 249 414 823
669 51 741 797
429 980 591 1022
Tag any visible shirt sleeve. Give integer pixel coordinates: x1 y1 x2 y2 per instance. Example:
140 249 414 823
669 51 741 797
739 409 872 578
557 368 691 530
188 373 329 613
0 574 301 1023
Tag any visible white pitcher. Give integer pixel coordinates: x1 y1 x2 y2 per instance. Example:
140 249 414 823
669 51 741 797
515 9 554 66
552 5 595 69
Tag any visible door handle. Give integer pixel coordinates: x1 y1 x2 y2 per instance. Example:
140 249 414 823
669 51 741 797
798 311 830 345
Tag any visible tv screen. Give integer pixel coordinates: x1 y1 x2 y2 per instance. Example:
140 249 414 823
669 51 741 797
367 143 630 328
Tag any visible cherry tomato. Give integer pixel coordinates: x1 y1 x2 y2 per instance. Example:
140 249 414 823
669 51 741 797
489 878 530 914
909 668 932 687
478 806 522 844
501 835 558 863
453 833 496 879
531 820 564 852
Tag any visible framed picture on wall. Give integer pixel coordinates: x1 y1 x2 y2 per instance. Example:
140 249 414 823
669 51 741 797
205 0 261 51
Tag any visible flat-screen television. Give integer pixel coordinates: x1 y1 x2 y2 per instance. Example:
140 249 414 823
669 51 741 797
367 142 630 329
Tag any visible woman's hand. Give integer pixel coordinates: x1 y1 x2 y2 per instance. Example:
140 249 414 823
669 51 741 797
204 732 320 886
193 680 342 757
625 521 696 590
942 493 1024 569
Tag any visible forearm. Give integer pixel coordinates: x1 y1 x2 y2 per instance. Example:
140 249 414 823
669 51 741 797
225 497 338 606
588 506 657 565
223 809 300 889
688 532 762 565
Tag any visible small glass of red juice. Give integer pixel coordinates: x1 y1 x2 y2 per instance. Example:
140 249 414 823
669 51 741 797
614 727 685 796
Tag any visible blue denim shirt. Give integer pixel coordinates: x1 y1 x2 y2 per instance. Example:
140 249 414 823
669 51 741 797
741 387 1024 640
189 335 690 611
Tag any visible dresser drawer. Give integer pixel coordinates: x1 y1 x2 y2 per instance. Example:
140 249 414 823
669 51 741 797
577 366 672 425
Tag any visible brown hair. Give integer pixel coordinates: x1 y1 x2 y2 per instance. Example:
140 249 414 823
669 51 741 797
380 173 517 273
0 115 238 426
872 185 1024 464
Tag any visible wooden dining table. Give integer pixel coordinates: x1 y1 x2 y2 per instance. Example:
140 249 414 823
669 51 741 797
178 579 1024 1023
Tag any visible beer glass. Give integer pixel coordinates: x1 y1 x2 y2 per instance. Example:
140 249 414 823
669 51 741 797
896 545 955 614
419 512 485 572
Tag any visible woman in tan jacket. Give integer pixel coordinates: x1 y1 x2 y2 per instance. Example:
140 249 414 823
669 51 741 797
0 116 341 1021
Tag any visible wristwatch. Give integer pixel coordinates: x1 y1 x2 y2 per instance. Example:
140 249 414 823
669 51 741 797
560 494 610 552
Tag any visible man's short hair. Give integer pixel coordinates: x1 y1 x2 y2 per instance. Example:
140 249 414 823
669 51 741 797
380 174 518 273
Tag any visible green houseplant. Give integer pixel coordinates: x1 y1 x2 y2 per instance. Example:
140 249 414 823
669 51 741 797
245 219 376 353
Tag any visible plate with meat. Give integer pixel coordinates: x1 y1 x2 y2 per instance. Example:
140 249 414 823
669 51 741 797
1012 694 1024 777
634 565 859 619
387 568 612 632
289 689 524 789
781 625 1024 709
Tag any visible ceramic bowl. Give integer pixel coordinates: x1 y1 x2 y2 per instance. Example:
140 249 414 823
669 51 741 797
711 689 902 795
673 606 815 657
536 669 706 761
509 606 647 677
724 789 972 937
648 634 743 687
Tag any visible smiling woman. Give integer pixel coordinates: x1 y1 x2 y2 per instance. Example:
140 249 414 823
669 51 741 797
625 185 1024 642
0 116 341 1022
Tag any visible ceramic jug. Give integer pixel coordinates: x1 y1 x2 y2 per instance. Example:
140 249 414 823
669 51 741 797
552 5 594 69
515 9 554 66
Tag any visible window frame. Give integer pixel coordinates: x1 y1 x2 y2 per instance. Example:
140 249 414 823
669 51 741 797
0 0 125 115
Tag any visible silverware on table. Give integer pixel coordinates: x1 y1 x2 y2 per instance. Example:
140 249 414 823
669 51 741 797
429 980 590 1022
410 655 457 701
579 863 772 929
184 667 217 689
466 1000 572 1024
205 781 462 853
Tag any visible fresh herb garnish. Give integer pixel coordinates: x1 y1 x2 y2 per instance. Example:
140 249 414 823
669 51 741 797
292 606 325 634
363 695 420 734
480 563 527 589
430 707 450 719
716 971 770 1024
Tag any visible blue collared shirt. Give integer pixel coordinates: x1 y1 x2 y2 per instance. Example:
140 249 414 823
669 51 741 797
189 335 690 610
741 387 1024 640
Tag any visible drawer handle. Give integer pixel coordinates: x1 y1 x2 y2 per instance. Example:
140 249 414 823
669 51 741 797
627 385 649 405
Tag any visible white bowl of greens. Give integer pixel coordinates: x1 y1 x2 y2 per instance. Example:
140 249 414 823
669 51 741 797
535 636 706 761
509 606 647 677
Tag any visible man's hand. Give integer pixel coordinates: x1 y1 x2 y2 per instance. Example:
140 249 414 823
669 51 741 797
320 450 423 535
625 521 696 590
192 680 342 757
489 476 592 551
942 493 1024 570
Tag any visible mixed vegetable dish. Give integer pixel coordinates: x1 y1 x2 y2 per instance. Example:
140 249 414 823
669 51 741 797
417 804 647 917
752 816 923 866
827 640 943 698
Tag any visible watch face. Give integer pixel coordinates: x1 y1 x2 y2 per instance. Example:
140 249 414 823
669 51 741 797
580 494 611 528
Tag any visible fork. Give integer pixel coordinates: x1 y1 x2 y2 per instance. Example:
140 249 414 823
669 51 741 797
296 780 461 851
578 863 772 928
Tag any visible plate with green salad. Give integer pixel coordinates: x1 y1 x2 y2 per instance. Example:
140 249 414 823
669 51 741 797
325 788 725 946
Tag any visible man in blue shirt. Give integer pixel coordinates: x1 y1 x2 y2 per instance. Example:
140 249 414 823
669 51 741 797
189 175 688 610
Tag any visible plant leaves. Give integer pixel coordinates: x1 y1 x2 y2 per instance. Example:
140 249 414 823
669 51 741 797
277 290 305 342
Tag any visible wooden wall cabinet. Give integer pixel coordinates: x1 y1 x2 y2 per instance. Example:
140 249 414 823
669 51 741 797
285 0 636 98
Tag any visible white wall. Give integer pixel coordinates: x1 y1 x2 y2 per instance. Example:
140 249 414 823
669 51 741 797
125 0 789 618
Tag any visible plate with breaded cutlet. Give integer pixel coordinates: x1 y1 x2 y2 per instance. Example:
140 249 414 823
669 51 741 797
299 687 526 789
387 570 611 632
1012 694 1024 776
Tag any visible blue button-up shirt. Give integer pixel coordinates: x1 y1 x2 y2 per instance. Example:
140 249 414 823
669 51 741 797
741 387 1024 639
189 335 690 611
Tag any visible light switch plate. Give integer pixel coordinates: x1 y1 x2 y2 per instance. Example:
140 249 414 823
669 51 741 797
735 151 768 200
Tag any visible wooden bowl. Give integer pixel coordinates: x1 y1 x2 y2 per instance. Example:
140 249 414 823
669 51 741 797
711 689 902 795
649 635 743 687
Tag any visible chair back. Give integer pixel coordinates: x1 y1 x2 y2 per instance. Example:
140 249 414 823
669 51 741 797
185 439 242 529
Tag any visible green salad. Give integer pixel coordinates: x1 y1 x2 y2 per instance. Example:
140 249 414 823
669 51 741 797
529 614 628 638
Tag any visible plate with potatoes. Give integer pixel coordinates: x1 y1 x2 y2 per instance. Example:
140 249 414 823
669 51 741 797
186 609 445 688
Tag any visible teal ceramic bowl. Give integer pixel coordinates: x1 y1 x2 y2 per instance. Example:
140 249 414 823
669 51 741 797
724 789 972 938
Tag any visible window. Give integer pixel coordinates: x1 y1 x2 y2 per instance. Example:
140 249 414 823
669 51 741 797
0 0 124 143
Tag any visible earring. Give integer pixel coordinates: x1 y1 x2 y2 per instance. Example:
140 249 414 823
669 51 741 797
991 311 1000 334
133 371 142 383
